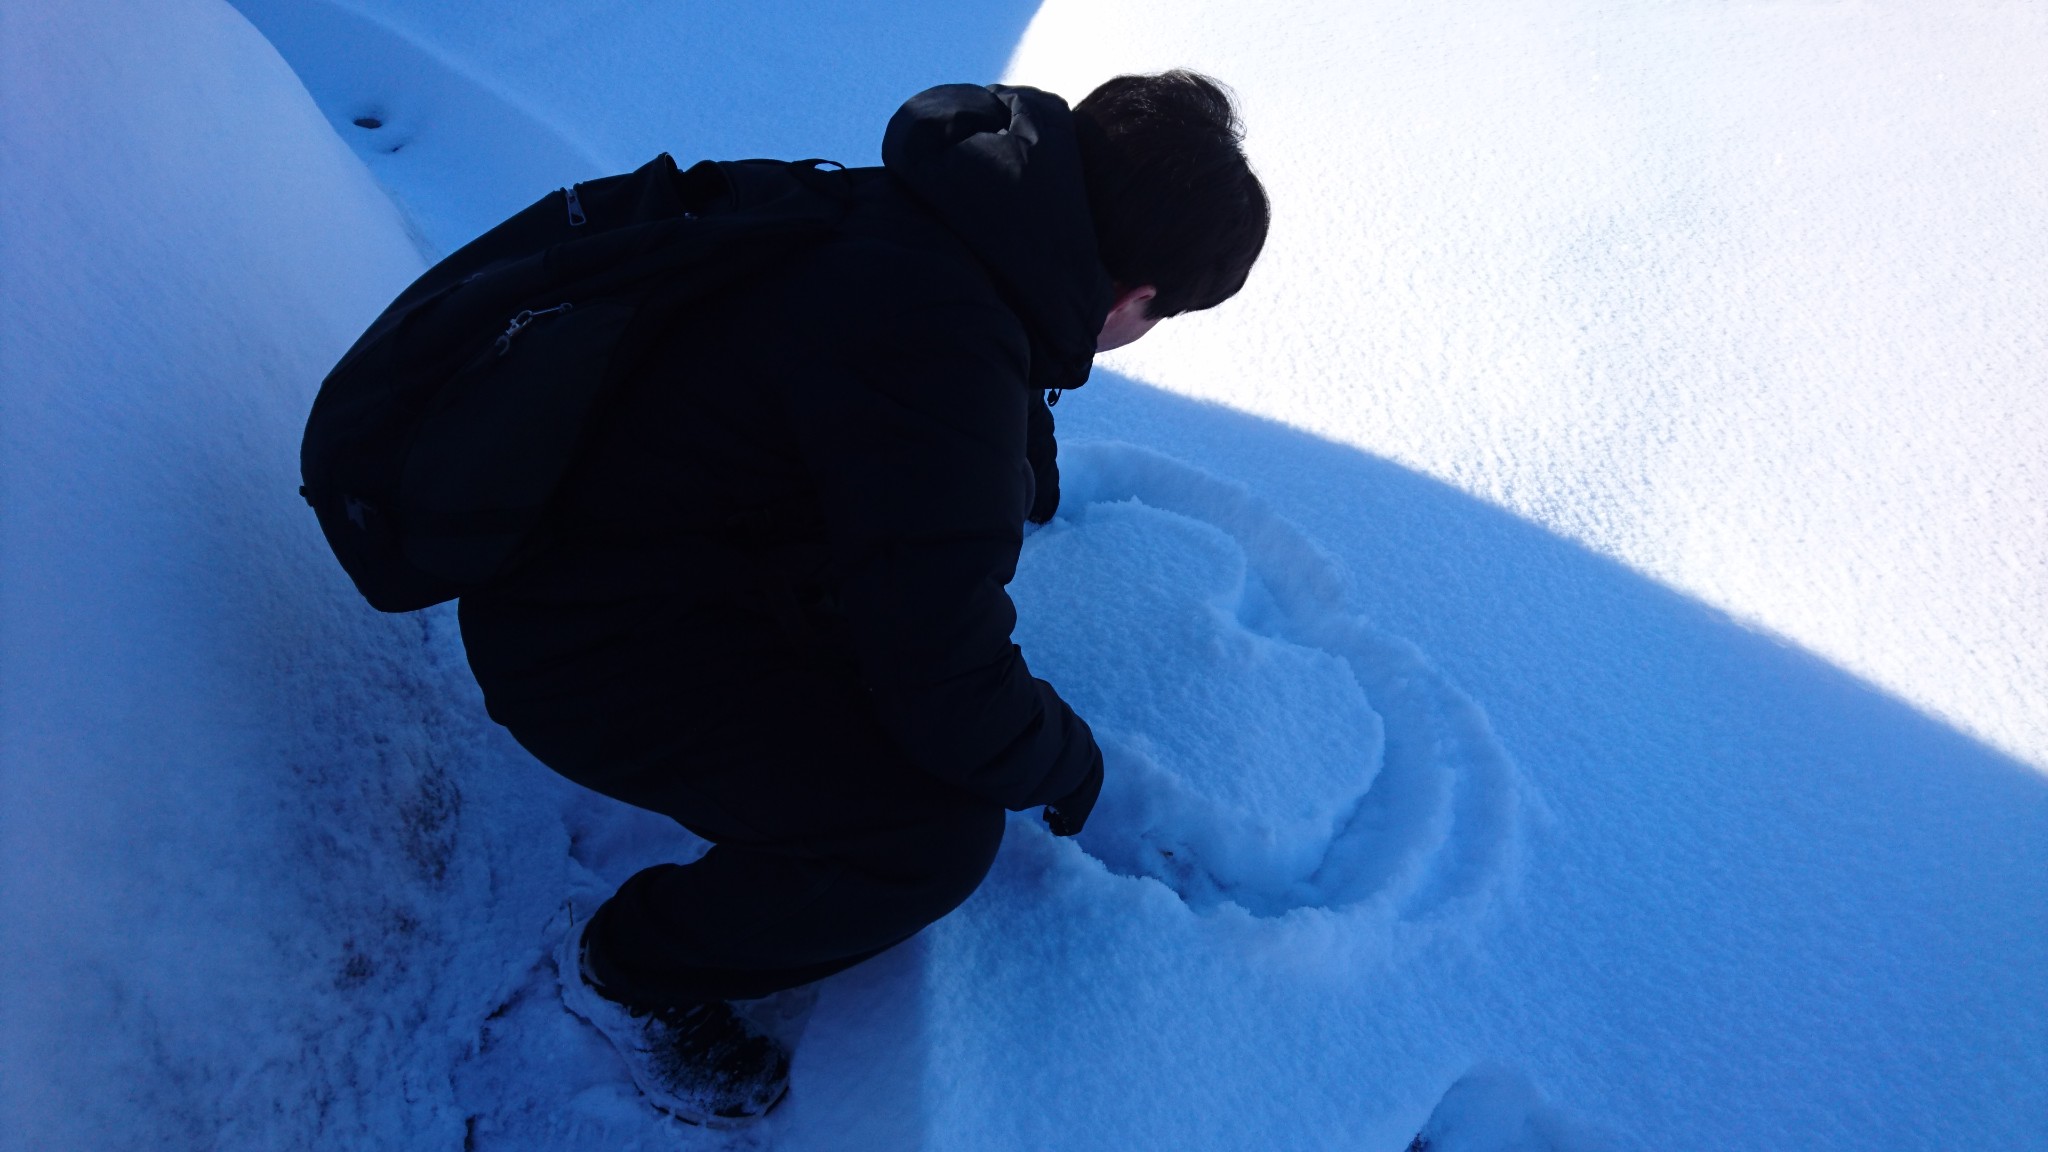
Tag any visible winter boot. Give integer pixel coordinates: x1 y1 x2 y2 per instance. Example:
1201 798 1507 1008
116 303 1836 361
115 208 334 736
553 917 792 1125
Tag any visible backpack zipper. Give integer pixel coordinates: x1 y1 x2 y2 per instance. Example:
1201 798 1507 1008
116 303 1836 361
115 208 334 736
564 185 587 226
495 302 574 356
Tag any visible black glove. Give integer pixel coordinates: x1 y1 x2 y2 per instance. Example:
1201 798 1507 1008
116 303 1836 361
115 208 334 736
1042 748 1103 837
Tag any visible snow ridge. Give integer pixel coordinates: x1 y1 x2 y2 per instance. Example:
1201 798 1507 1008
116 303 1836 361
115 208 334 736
1020 442 1527 928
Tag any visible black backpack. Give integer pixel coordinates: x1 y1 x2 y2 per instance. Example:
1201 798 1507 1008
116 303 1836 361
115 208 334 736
300 154 850 612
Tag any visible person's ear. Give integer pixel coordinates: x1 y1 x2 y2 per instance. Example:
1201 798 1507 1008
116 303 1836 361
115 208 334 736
1097 283 1164 352
1109 284 1158 320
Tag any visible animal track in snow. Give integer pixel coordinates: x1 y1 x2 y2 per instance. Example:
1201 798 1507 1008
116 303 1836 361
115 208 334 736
1012 443 1524 921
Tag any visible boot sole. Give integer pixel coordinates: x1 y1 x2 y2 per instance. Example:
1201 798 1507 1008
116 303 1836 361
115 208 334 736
551 914 791 1127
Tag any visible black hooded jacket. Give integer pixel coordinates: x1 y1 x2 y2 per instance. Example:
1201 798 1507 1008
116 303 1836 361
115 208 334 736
457 85 1113 811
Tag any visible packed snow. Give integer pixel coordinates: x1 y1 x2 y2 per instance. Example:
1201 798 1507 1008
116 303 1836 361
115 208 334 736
1015 444 1521 922
2 0 2042 1149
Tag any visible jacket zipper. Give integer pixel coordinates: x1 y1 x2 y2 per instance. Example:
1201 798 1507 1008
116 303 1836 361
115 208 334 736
495 302 574 356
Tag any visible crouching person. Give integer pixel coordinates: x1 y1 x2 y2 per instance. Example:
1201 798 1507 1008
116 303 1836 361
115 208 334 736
456 72 1268 1122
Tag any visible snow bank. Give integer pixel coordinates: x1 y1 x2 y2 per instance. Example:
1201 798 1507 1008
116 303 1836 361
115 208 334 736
1057 370 2048 1152
229 0 608 256
1009 0 2048 772
0 0 566 1145
8 0 2043 1148
226 0 1045 253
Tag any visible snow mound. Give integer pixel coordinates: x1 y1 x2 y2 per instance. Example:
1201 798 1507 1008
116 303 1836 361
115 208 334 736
1015 443 1524 921
1017 500 1386 907
0 1 570 1145
230 0 608 257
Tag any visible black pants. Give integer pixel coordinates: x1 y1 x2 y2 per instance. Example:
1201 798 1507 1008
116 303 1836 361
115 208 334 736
495 626 1006 1009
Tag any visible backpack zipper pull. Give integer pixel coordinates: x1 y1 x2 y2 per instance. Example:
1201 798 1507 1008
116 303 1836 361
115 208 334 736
495 302 574 356
564 185 587 226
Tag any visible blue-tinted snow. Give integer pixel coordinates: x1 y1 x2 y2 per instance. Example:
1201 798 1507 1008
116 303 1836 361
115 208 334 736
0 2 564 1147
3 0 2043 1149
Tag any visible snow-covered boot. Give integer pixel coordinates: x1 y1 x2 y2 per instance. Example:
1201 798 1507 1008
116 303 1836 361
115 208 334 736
553 918 791 1125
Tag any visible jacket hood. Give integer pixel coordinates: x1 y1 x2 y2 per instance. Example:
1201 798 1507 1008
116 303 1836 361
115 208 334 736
882 84 1115 391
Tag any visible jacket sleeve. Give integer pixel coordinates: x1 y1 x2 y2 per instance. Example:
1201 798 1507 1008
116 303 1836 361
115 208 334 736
1025 389 1061 524
782 299 1100 810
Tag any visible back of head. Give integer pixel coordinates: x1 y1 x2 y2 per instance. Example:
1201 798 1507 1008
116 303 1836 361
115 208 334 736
1073 70 1270 318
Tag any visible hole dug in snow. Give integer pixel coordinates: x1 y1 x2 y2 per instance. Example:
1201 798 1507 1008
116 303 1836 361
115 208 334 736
1017 500 1382 913
1013 444 1522 920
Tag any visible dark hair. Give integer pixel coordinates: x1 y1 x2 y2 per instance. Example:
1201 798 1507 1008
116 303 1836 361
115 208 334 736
1072 70 1270 318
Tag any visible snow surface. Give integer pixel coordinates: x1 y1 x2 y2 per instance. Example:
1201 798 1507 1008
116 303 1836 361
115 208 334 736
3 0 2044 1149
1013 0 2048 773
1 1 562 1146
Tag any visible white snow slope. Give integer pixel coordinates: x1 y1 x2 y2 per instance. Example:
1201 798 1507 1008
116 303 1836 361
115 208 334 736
3 0 2043 1150
0 2 568 1147
1021 0 2048 778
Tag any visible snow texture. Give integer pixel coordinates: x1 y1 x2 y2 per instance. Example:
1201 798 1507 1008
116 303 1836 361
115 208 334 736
1016 444 1521 923
4 0 2045 1149
229 0 609 258
0 1 566 1147
1012 0 2048 773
